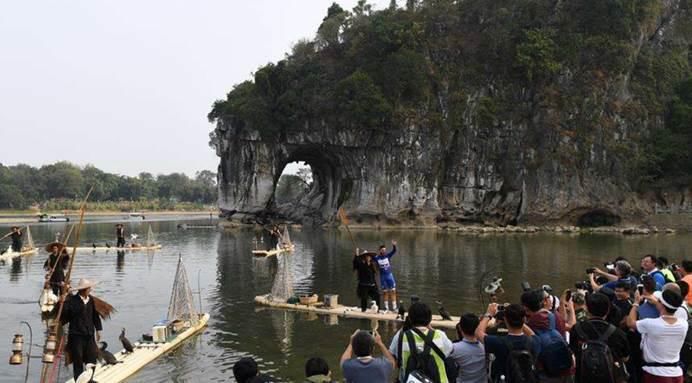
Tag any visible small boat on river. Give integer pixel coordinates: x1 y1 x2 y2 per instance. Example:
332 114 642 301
66 256 208 383
38 213 70 222
74 225 161 252
252 226 294 257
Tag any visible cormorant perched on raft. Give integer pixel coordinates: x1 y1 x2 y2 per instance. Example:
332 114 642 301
397 301 406 320
98 341 122 365
436 300 452 321
120 328 134 353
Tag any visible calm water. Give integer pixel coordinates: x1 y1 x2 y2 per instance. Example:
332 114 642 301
1 220 691 382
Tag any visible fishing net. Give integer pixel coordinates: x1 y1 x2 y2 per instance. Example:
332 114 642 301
25 226 35 250
280 226 291 247
167 256 199 326
146 225 156 247
271 253 293 302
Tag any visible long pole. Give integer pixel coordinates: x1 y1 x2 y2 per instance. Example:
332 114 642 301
0 231 13 241
338 208 357 252
45 187 92 383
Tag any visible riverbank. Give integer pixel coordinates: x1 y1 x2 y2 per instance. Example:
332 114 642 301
0 210 217 224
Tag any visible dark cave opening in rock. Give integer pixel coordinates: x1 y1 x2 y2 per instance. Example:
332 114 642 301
576 209 621 227
271 148 346 225
275 161 313 205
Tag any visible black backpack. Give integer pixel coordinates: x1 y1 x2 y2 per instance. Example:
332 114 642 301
503 337 538 383
680 319 692 367
398 328 456 383
574 321 617 383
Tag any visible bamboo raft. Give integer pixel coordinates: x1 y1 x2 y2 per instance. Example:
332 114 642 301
252 244 295 257
73 244 162 252
254 294 459 329
65 313 209 383
0 248 38 263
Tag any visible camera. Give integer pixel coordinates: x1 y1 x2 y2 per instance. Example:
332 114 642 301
637 284 644 295
670 264 680 272
586 267 596 274
521 281 531 292
575 281 590 291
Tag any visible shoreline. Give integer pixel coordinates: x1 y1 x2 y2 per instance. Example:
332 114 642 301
219 220 688 235
0 211 216 224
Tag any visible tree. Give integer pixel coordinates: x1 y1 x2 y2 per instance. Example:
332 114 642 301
40 162 84 199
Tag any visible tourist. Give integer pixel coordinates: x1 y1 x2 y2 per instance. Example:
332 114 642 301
591 260 638 292
340 330 395 383
657 256 677 283
115 224 126 248
661 282 690 320
639 276 661 319
542 285 561 312
44 243 69 295
679 260 692 305
61 279 103 381
570 292 630 383
373 240 397 312
451 313 487 383
613 281 633 327
389 302 454 382
9 226 22 252
352 248 380 312
599 287 625 327
232 357 275 383
627 289 688 383
476 303 541 383
641 255 666 291
573 290 588 323
675 280 691 314
304 357 335 383
521 289 574 382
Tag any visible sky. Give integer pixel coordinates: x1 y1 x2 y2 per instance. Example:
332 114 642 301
0 0 390 177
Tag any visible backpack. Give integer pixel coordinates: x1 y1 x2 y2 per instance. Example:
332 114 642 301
535 312 573 376
650 270 673 287
503 337 538 383
574 321 617 383
398 328 456 383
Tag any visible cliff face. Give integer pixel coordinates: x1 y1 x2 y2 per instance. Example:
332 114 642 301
210 0 692 226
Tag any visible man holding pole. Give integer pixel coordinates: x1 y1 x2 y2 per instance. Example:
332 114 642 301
61 278 103 381
10 226 23 253
374 240 398 313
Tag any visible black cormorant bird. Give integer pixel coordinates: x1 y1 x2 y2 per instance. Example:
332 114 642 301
396 301 406 320
98 341 122 365
436 300 452 321
120 328 134 353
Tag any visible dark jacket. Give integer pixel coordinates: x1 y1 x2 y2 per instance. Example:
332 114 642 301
353 257 377 286
61 293 103 336
44 252 69 284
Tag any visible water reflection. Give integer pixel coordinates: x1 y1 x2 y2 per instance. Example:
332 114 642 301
1 220 691 382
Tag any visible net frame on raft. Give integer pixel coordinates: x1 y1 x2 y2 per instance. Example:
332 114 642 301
167 256 199 326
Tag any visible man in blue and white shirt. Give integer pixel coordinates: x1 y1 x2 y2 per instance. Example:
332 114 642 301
374 240 397 312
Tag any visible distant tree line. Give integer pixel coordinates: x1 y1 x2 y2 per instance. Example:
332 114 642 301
0 162 217 210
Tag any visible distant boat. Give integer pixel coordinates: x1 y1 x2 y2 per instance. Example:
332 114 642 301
38 214 70 223
126 212 146 220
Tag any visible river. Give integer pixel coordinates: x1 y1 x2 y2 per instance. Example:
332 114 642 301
1 220 690 382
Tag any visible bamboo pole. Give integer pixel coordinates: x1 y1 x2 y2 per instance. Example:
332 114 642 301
337 208 357 252
44 187 92 383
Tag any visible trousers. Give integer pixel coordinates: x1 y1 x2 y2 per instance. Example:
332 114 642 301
68 334 98 380
357 284 380 312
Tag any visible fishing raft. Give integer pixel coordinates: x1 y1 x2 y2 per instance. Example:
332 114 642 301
72 244 162 252
0 226 37 263
254 294 460 329
66 256 207 383
252 243 295 257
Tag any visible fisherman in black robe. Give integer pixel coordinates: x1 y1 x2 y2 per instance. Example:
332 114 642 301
44 243 69 295
61 278 102 381
9 226 22 252
116 224 126 248
353 249 381 312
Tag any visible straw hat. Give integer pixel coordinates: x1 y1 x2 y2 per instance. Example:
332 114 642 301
73 278 97 291
358 250 377 257
44 242 66 252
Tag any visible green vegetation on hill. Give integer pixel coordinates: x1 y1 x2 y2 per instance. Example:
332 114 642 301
0 162 216 210
209 0 692 190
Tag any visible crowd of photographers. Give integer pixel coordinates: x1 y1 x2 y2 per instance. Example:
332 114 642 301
233 254 692 383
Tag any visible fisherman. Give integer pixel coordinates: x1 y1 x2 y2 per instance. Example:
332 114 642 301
115 224 126 248
270 225 282 250
373 240 398 312
61 278 103 381
44 243 70 295
353 248 381 312
10 226 23 252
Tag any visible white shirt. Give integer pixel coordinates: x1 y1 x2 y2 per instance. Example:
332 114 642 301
636 316 688 376
80 294 90 305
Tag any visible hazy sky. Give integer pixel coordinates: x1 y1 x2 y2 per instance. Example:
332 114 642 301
0 0 389 177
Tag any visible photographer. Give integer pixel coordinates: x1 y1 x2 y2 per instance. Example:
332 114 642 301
679 260 692 305
590 260 638 293
340 329 395 383
476 303 540 383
